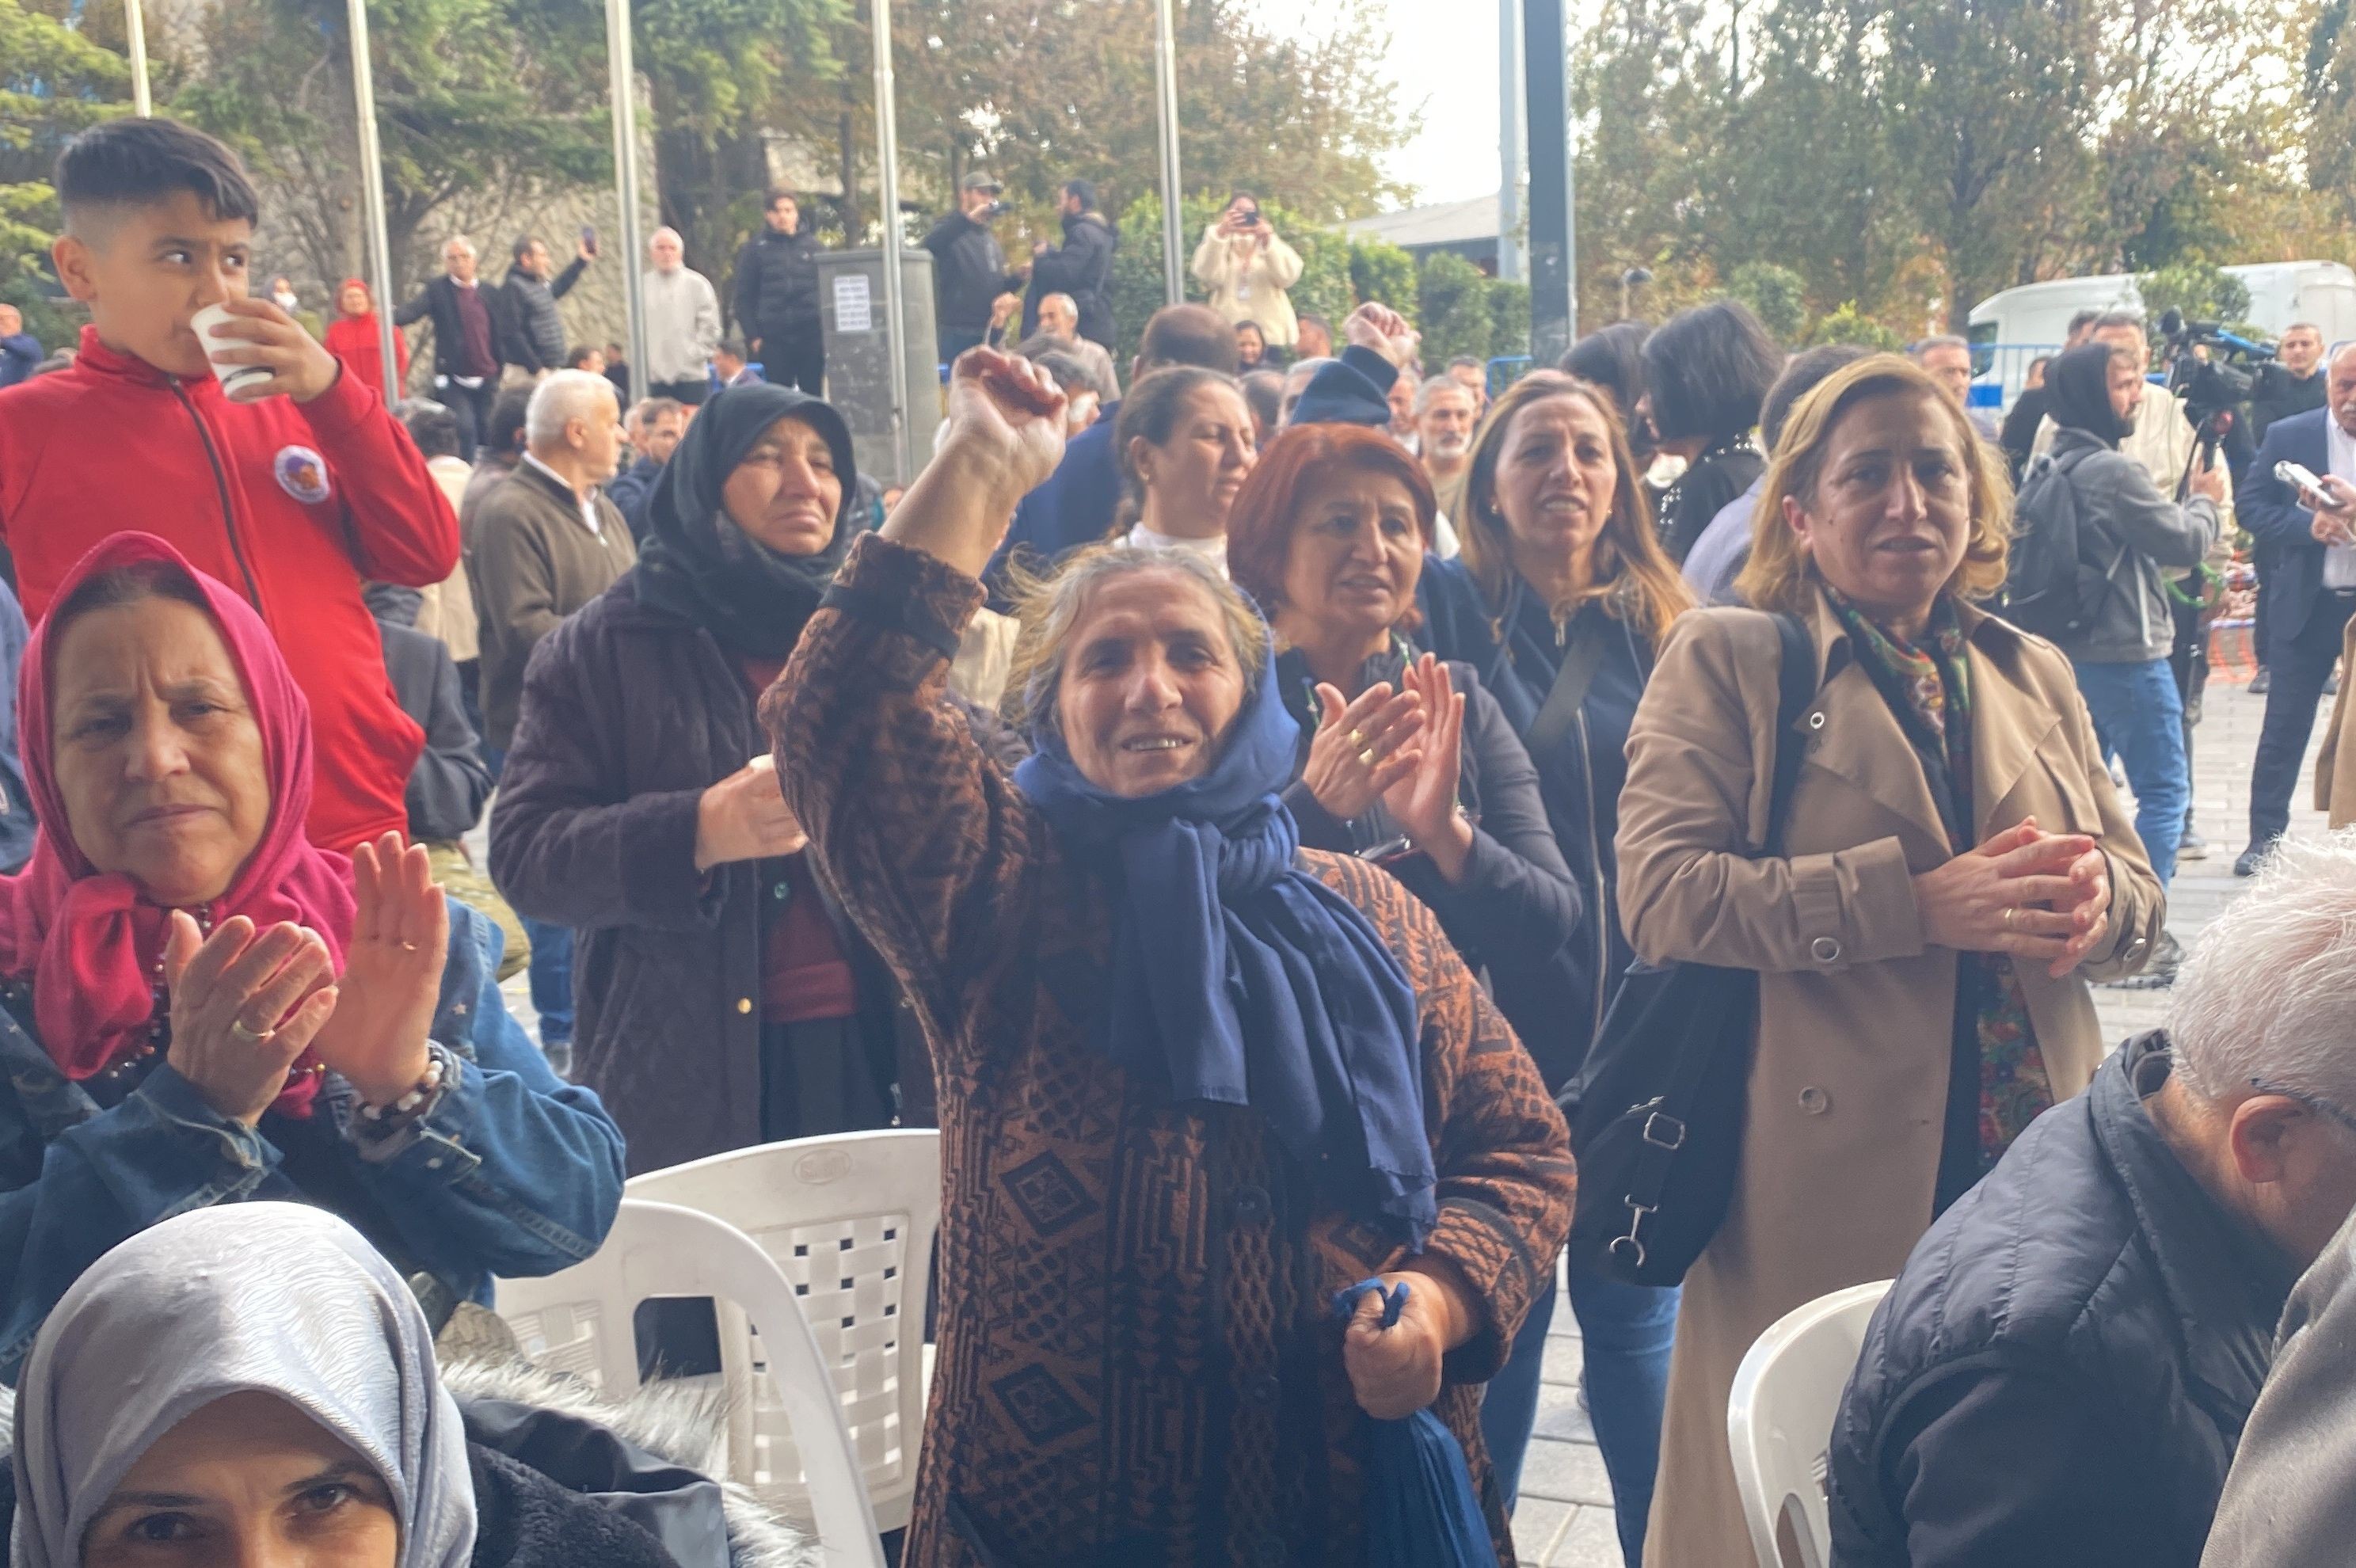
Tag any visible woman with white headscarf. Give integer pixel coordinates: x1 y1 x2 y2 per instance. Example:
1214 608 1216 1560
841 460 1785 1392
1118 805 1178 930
2 1203 691 1568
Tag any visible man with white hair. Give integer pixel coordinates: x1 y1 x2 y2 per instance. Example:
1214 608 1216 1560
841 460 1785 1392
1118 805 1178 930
641 226 720 405
1033 290 1121 396
394 234 515 457
1829 834 2356 1567
1415 373 1476 509
466 368 632 1068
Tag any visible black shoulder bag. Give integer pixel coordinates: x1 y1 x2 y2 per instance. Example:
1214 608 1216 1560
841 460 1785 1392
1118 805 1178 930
1565 611 1817 1287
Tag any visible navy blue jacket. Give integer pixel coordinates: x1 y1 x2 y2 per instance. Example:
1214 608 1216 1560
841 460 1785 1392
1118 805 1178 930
1416 558 1655 1084
986 401 1123 593
0 898 626 1380
606 455 664 543
1287 344 1399 428
1829 1035 2293 1568
2236 407 2337 663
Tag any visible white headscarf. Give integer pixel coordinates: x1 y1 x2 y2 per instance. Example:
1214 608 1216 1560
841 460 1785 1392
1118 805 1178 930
10 1203 476 1568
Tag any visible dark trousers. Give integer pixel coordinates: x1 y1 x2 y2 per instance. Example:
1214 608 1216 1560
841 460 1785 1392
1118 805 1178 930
757 325 824 396
2253 536 2280 669
440 377 498 461
2250 588 2356 847
648 376 709 407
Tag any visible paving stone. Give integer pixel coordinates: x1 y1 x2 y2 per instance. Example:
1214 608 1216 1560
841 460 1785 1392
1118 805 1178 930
1517 1433 1616 1507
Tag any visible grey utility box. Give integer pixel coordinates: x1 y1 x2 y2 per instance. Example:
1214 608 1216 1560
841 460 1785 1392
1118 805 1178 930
816 248 942 485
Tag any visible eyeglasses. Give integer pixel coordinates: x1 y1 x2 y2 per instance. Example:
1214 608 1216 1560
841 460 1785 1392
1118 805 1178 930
2249 1078 2356 1137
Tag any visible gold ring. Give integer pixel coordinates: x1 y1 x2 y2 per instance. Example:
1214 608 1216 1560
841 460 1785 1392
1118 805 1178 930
2002 907 2016 933
228 1019 275 1046
1358 748 1377 767
1346 728 1365 748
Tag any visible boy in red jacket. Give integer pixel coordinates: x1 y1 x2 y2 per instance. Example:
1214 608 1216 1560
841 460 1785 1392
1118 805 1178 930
0 117 459 851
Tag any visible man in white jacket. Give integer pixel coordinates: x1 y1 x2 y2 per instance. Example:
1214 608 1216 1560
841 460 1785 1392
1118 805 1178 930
642 226 722 405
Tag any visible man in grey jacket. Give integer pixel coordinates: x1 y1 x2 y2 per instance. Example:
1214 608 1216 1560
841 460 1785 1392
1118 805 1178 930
641 227 720 404
2030 341 2224 941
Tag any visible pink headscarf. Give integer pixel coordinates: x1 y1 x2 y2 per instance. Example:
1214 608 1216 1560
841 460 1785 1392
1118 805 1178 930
0 534 357 1117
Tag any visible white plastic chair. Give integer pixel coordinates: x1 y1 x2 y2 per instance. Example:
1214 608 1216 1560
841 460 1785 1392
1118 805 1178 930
1726 1280 1894 1568
493 1199 885 1568
626 1129 942 1536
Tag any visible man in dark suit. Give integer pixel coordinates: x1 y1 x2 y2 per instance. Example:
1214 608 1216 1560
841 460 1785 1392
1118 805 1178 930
2235 340 2356 876
394 235 519 458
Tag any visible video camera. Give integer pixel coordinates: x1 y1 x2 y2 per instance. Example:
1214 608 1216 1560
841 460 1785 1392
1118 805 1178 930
2155 306 2275 434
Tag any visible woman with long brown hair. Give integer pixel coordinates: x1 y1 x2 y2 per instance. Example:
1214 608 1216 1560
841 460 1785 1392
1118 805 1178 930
1418 368 1694 1564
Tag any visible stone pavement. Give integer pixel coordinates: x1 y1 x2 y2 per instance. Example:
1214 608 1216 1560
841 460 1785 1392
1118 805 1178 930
1507 675 2339 1566
474 675 2339 1568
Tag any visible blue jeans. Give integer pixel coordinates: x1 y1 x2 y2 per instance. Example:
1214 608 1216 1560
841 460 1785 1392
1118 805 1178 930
1479 1263 1678 1566
520 917 575 1049
2071 657 2187 886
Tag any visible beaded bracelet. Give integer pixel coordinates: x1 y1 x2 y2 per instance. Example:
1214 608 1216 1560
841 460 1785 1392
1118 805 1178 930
358 1047 448 1125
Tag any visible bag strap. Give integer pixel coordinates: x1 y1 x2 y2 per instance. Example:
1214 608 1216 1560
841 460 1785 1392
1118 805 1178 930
1524 615 1609 763
1607 611 1819 1277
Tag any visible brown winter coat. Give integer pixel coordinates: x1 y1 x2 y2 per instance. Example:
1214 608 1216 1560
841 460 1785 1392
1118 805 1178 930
1614 594 2164 1568
763 534 1577 1568
2313 609 2356 828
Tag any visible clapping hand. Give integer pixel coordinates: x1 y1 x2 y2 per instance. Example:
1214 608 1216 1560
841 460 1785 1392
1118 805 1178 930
1304 679 1425 823
1912 818 2111 979
309 833 446 1106
164 915 339 1126
1380 656 1475 883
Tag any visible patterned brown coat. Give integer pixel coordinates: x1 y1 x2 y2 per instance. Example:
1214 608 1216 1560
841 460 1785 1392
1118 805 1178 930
763 535 1577 1568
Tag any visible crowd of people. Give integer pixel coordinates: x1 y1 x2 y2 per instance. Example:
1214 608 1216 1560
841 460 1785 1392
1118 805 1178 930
2 112 2356 1568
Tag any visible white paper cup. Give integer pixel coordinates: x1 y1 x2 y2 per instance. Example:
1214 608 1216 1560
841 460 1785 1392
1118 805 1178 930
189 303 275 398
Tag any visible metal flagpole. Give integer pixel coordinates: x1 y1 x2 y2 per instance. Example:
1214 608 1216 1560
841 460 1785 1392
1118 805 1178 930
1151 0 1185 306
870 0 911 475
347 0 401 405
1496 0 1523 282
124 0 152 116
605 0 650 390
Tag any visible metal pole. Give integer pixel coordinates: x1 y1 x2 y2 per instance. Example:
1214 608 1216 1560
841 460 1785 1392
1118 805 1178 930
870 0 911 478
347 0 401 405
605 0 649 394
1497 0 1523 283
124 0 152 116
1151 0 1186 306
1523 0 1576 360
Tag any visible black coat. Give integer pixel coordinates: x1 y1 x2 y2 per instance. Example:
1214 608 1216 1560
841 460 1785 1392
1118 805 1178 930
486 570 922 1176
1657 441 1763 564
2236 407 2338 664
1829 1035 2294 1568
1022 211 1118 348
1274 647 1583 1083
731 228 824 345
377 615 494 842
921 210 1022 336
394 273 523 381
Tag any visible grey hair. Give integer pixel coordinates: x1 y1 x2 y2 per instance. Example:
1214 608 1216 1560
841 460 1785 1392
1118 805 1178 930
649 226 682 248
1040 291 1079 317
2089 309 2147 337
1277 356 1335 425
2169 832 2356 1109
1001 544 1268 743
1414 375 1475 416
525 369 616 448
442 235 475 258
1912 333 1969 358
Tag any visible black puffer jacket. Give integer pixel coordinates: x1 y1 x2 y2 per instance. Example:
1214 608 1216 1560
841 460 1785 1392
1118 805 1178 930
1828 1034 2295 1568
1023 211 1118 347
921 210 1022 336
731 227 824 343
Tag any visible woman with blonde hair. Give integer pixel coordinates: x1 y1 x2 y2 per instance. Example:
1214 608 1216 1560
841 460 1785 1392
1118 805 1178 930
1417 367 1693 1562
1616 353 2163 1562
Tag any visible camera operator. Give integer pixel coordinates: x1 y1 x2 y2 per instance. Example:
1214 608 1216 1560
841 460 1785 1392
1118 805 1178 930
1191 190 1305 354
923 171 1029 363
2236 341 2356 876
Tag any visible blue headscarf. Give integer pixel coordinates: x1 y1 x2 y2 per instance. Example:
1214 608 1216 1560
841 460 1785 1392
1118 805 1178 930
1014 627 1436 1246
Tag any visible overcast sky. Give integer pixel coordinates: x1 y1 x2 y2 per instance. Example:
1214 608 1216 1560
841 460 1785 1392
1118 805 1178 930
1243 0 1507 212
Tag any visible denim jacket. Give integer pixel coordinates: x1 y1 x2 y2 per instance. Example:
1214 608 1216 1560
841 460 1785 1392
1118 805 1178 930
0 898 626 1381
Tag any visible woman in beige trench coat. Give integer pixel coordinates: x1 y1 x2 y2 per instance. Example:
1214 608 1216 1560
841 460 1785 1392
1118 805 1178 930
2314 608 2356 829
1613 356 2166 1565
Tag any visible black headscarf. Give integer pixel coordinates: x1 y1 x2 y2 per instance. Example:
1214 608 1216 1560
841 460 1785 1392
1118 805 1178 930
2046 341 2134 448
634 382 864 659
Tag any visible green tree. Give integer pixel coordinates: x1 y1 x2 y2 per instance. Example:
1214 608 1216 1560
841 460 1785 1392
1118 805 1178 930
1807 301 1905 351
2136 260 2253 329
1 0 134 330
1417 252 1494 365
1725 261 1808 342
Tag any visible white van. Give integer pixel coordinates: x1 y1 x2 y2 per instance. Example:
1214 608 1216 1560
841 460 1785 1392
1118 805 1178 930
1965 261 2356 404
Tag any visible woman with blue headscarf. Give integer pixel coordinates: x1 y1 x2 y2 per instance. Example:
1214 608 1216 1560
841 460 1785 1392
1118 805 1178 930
765 348 1576 1568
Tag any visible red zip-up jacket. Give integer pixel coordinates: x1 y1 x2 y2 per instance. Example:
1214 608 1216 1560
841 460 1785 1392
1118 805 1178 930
0 326 459 851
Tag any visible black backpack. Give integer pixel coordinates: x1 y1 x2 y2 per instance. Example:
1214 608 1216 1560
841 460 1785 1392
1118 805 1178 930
2002 445 2108 640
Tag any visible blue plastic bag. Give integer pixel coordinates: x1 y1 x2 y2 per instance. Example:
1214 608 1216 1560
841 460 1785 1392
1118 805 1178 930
1334 1278 1497 1568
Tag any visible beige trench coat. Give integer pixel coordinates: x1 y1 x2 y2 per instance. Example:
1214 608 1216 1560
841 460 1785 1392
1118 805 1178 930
2313 608 2356 828
1615 593 2165 1566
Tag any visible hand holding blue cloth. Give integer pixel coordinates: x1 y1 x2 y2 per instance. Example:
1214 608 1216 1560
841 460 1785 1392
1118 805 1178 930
1333 1277 1495 1568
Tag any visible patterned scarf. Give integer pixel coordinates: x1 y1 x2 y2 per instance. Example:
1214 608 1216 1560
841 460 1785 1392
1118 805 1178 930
1825 590 2053 1170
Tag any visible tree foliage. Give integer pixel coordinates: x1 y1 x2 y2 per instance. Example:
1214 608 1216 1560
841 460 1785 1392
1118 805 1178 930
1 0 133 324
1572 0 2349 338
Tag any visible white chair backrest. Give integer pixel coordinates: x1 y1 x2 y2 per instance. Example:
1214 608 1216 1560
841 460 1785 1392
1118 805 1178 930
494 1199 885 1568
626 1129 942 1536
1726 1279 1894 1568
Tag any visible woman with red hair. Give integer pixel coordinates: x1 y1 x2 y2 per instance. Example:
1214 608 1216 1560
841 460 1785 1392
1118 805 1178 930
1228 419 1579 1062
